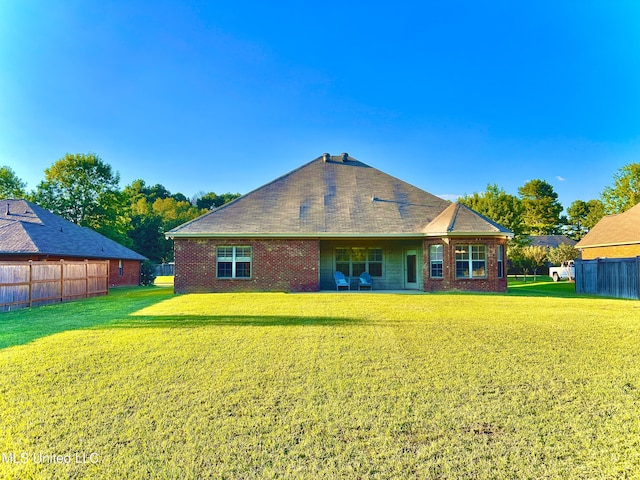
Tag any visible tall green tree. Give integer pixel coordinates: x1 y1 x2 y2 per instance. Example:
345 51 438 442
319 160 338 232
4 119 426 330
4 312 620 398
124 182 204 263
194 191 241 210
33 153 131 245
458 184 525 237
548 243 580 266
601 162 640 214
566 199 605 240
518 179 563 235
0 166 27 199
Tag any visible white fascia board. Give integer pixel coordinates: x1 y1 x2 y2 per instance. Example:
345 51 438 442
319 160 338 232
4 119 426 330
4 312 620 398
167 231 513 239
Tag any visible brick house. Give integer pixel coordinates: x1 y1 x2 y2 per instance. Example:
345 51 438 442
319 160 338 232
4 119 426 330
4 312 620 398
167 153 512 293
576 202 640 259
1 199 146 287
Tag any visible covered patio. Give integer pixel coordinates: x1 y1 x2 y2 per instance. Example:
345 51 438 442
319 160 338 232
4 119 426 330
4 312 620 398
319 239 424 291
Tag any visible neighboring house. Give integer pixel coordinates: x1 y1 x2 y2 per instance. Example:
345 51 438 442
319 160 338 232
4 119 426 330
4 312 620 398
167 153 512 293
574 203 640 299
529 235 577 249
575 202 640 259
0 199 146 286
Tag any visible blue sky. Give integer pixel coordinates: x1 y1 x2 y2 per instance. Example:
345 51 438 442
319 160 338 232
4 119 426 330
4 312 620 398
1 1 639 211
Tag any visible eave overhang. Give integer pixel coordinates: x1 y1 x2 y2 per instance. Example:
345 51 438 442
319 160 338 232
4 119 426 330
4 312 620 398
576 240 640 250
166 231 513 240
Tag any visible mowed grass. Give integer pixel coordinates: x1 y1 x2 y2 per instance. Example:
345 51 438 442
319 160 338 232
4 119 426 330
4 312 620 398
1 284 640 478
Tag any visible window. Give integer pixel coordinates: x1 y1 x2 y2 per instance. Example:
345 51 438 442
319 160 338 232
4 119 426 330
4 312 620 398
335 247 383 277
118 260 123 276
217 246 252 278
455 245 486 278
430 244 443 278
368 248 383 277
497 244 504 278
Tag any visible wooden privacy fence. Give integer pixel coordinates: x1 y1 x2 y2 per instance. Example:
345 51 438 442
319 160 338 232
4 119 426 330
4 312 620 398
0 260 109 312
575 257 640 300
154 262 175 276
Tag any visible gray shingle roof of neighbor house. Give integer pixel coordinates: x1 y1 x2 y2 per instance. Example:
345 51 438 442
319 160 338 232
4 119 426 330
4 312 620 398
167 153 513 238
0 199 147 261
529 235 577 249
576 202 640 248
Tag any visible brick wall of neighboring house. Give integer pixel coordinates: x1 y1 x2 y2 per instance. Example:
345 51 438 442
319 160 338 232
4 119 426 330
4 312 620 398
174 238 320 293
580 244 640 260
109 259 141 287
422 237 508 293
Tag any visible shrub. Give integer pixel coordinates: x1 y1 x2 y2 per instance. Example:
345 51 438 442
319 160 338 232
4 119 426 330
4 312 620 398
140 260 157 286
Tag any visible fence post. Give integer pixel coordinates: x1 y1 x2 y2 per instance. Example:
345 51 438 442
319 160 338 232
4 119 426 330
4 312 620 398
28 260 33 307
60 259 64 303
637 256 640 300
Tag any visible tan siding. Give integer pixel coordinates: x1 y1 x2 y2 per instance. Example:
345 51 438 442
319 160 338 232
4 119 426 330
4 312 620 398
580 244 640 260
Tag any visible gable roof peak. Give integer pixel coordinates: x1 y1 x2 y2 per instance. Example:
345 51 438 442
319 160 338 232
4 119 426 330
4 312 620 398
423 202 513 237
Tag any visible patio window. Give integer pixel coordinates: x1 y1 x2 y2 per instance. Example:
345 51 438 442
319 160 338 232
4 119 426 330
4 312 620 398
217 246 252 278
430 244 443 278
335 247 383 277
455 245 486 278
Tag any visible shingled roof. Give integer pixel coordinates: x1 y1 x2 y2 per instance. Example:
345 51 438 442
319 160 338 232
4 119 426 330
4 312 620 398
576 202 640 249
0 199 146 261
168 154 513 238
529 235 577 249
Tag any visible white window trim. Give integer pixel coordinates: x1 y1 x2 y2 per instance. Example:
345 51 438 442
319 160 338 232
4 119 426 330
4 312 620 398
217 246 252 279
430 244 444 278
455 244 487 279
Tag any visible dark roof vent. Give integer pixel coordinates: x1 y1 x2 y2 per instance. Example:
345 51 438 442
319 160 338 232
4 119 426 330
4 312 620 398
341 153 349 162
322 153 331 162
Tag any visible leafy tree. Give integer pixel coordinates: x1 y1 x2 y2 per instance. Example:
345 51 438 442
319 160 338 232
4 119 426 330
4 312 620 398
194 191 241 210
128 209 165 263
548 243 580 266
0 166 27 199
518 179 563 235
507 243 530 281
123 183 205 263
458 184 525 237
601 163 640 214
566 199 605 240
521 245 548 281
33 153 131 244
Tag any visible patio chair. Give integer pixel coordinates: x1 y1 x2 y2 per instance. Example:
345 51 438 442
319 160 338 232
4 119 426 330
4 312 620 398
334 271 350 291
358 272 373 290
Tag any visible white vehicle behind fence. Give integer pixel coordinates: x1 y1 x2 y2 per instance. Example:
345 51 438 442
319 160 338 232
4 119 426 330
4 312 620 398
549 260 575 282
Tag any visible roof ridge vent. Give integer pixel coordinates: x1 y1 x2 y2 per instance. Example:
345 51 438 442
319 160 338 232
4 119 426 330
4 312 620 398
322 153 331 162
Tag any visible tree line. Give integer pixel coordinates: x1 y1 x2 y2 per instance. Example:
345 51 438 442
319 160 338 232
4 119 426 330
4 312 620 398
458 166 640 241
458 163 640 273
0 153 240 263
2 153 639 269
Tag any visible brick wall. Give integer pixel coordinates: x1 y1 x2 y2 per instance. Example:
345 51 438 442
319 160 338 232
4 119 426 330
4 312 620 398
174 238 320 293
580 244 640 260
109 259 141 287
422 237 508 293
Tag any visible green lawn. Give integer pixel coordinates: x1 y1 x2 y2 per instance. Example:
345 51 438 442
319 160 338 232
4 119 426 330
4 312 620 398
1 282 639 479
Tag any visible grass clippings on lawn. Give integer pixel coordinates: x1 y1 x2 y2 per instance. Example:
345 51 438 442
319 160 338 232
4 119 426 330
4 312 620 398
1 283 639 479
